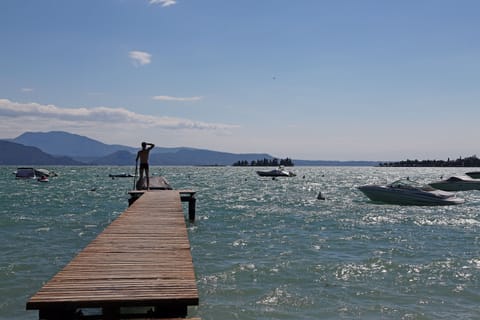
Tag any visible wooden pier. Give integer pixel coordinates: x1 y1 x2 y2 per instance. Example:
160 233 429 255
129 190 196 222
26 190 199 319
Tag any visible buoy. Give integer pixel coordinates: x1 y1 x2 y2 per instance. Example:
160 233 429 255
317 192 325 200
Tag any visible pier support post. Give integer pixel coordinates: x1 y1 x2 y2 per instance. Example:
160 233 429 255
179 191 196 222
128 191 144 206
188 196 196 222
39 308 78 320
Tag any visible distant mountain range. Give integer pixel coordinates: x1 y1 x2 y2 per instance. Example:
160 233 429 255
0 131 380 166
0 140 82 165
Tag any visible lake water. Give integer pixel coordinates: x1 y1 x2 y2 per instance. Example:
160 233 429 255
1 166 479 319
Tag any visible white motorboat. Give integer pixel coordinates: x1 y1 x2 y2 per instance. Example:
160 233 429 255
15 168 55 179
109 173 134 178
465 171 480 179
358 179 464 206
256 166 296 177
429 175 480 191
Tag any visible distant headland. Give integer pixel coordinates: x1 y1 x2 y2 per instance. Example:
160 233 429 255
379 155 480 167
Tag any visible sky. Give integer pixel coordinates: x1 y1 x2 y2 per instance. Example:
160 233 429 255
1 0 479 161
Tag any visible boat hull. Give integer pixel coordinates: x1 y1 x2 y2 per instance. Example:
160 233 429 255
109 173 134 178
256 170 295 177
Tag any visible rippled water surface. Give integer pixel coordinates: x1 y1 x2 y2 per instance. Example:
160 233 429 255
1 166 479 319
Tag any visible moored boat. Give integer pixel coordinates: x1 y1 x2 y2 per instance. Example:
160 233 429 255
109 173 134 178
358 179 464 206
429 175 480 191
256 166 296 177
15 167 54 179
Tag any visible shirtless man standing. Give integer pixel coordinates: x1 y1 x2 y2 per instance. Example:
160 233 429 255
136 142 155 189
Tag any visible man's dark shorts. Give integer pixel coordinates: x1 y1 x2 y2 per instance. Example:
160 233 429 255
140 163 149 171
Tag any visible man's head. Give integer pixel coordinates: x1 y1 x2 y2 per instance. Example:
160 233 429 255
142 142 147 149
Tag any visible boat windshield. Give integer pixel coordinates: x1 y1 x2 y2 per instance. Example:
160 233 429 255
446 176 469 182
389 179 435 191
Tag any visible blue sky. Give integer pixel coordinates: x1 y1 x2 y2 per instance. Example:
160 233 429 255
1 0 479 161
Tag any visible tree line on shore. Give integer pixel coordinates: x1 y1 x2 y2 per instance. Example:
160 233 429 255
233 158 294 167
380 155 480 167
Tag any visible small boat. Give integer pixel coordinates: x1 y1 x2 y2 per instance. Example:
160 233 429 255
466 171 480 179
256 166 296 177
429 175 480 191
15 167 53 179
358 179 464 206
109 173 134 178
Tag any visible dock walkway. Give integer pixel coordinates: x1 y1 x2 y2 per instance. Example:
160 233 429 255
27 190 199 319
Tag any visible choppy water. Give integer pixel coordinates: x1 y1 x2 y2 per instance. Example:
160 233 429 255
1 166 479 319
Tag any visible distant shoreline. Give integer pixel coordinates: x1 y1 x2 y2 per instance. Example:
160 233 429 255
379 155 480 167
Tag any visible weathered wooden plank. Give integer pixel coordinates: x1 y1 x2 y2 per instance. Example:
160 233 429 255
26 190 199 318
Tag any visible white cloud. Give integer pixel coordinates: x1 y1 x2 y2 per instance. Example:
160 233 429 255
0 99 237 131
21 88 34 92
149 0 177 7
152 95 203 102
129 51 152 66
